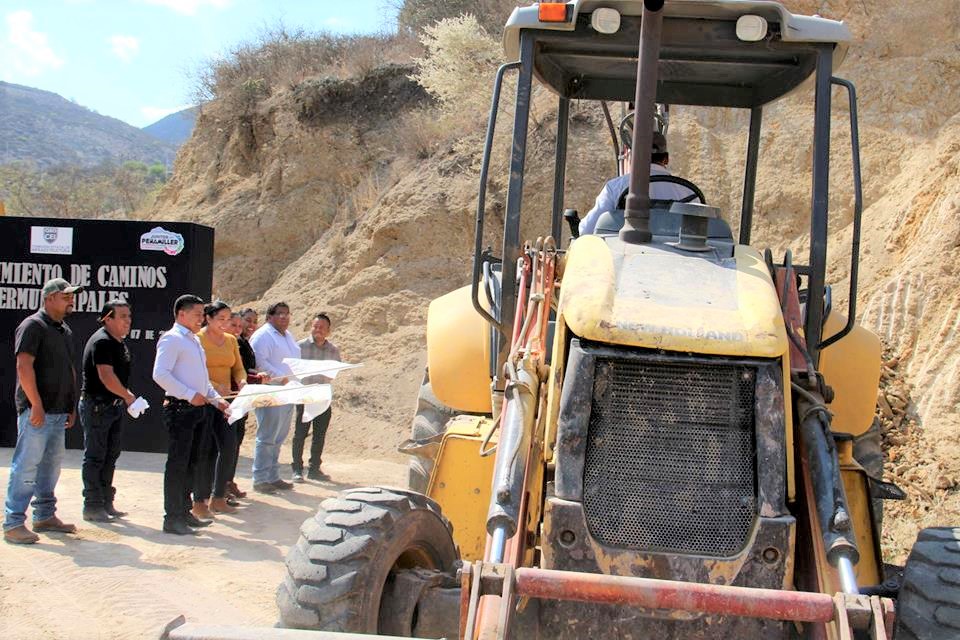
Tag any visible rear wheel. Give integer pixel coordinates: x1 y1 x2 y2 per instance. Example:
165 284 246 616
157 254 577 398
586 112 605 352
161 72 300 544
403 370 458 493
277 486 459 634
894 527 960 639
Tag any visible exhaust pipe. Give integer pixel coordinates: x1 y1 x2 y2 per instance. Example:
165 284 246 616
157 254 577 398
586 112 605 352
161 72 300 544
620 0 665 244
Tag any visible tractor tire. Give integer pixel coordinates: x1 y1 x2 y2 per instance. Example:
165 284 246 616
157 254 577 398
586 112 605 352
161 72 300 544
893 527 960 639
276 486 459 634
404 370 458 493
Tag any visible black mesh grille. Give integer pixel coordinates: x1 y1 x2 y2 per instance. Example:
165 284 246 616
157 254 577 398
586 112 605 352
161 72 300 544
582 357 757 556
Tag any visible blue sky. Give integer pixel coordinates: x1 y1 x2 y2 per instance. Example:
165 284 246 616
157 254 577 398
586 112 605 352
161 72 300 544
0 0 396 127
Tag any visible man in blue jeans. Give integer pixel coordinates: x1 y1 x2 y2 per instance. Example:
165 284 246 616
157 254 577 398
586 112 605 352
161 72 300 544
249 301 300 494
4 278 82 545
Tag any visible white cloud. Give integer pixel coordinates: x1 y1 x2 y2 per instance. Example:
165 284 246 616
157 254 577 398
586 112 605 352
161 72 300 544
323 16 348 28
142 0 231 16
109 35 140 63
3 10 64 77
141 104 191 123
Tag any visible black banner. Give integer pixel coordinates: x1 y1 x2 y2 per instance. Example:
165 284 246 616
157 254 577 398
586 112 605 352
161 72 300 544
0 216 214 453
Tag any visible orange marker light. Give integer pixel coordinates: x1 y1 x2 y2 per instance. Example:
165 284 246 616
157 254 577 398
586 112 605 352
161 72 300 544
539 3 571 22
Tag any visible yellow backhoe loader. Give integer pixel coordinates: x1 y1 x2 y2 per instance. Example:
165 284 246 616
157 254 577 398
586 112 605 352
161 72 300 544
163 1 960 639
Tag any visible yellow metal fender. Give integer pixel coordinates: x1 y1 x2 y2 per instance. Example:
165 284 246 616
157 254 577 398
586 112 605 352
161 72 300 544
819 312 881 436
426 285 492 414
427 416 497 561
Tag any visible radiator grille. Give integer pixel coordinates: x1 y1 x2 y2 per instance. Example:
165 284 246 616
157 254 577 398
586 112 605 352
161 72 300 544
582 357 757 556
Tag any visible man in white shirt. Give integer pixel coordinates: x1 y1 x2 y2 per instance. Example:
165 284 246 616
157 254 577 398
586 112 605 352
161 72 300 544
249 301 301 494
578 131 701 235
153 294 229 535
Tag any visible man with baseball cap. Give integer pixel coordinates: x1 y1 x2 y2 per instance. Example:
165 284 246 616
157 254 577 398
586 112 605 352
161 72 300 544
578 123 702 236
4 277 82 544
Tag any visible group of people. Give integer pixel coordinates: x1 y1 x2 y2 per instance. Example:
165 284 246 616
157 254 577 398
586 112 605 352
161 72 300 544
4 279 340 543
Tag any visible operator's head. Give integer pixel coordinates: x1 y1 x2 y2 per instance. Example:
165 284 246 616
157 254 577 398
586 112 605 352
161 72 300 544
651 131 669 166
620 112 670 166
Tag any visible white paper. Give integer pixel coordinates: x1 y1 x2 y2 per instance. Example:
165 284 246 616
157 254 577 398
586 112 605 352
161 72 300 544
127 396 150 419
281 358 362 382
227 381 331 425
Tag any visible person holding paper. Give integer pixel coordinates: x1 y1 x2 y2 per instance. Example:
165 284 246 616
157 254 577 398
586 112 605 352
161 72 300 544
78 300 136 523
194 301 246 517
153 295 230 536
249 301 300 494
291 313 341 482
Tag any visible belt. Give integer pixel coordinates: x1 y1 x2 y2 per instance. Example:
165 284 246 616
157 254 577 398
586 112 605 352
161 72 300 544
81 393 124 407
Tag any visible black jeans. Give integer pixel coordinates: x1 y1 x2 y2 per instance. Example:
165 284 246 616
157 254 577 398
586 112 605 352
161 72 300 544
193 406 237 500
226 416 246 484
292 406 331 473
162 401 207 522
79 397 125 508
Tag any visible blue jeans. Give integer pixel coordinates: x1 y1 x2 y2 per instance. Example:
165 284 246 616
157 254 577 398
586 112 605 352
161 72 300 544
4 411 68 530
252 405 293 485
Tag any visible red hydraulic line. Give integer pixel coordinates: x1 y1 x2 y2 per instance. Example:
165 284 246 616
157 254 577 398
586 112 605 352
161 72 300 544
514 568 837 623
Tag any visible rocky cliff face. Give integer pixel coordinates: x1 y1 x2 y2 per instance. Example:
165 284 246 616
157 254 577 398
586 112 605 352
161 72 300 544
151 0 960 551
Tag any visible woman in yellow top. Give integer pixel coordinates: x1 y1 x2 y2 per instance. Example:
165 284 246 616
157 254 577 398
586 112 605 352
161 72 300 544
193 301 246 517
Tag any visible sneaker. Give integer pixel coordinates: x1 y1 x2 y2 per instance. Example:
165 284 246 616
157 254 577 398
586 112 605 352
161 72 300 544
184 512 212 528
253 482 278 495
32 516 77 534
292 471 305 483
307 469 330 481
83 507 115 523
4 525 39 545
271 479 295 490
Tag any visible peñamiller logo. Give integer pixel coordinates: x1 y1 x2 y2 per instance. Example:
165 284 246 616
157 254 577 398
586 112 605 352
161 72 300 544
139 226 185 256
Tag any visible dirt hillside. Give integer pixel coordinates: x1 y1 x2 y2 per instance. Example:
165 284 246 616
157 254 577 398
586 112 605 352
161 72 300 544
148 0 960 557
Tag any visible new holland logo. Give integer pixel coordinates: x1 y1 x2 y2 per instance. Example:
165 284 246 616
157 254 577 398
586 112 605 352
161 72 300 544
139 227 185 256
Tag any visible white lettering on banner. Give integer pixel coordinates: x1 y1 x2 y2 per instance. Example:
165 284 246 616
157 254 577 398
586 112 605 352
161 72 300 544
30 226 73 255
0 262 63 285
96 265 168 288
0 261 171 311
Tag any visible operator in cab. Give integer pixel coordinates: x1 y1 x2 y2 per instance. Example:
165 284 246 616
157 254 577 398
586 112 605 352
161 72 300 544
578 128 701 236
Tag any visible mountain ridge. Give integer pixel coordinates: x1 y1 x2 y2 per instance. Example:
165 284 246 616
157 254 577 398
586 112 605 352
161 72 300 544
0 81 177 168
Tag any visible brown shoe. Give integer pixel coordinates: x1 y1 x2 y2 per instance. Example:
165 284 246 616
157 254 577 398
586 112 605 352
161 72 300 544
191 500 214 520
227 481 246 499
209 497 238 514
4 525 40 544
32 516 77 534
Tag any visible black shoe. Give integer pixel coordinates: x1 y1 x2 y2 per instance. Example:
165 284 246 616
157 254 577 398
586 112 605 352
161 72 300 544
271 479 294 490
104 504 128 518
307 469 330 481
163 519 198 536
83 507 115 523
184 512 212 528
253 482 278 494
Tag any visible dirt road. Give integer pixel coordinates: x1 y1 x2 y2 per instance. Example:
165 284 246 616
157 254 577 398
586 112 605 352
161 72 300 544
0 446 406 640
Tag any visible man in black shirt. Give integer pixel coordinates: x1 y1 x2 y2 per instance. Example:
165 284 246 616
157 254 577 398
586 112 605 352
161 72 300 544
4 278 82 545
79 300 136 522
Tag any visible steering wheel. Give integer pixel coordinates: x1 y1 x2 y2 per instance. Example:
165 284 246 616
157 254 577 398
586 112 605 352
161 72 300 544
617 175 707 209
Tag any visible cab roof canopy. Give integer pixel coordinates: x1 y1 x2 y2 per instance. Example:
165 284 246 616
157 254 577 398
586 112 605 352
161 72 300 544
502 0 852 108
